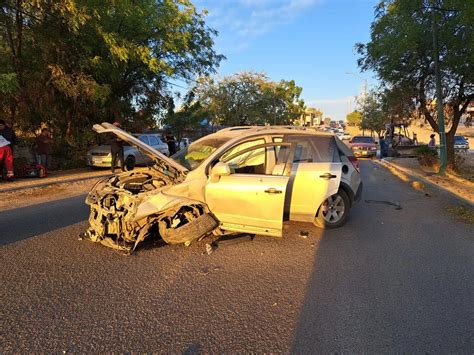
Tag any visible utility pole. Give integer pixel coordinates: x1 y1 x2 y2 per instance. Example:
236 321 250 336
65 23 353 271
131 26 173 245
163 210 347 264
430 0 447 175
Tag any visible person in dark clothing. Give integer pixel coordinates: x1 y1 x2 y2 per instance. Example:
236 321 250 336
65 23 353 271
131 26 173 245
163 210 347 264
110 121 125 174
379 136 386 158
36 128 53 168
166 134 177 156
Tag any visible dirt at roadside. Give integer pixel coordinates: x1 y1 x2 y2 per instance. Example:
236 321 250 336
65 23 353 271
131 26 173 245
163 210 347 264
0 179 97 212
386 157 474 204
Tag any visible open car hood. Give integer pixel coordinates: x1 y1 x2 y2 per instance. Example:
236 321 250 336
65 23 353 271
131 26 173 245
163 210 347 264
93 122 188 183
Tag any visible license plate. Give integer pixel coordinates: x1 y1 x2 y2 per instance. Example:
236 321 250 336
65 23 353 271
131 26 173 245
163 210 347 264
362 151 367 155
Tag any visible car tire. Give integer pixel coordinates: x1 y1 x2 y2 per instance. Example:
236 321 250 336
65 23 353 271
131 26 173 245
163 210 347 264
313 189 350 229
125 155 136 171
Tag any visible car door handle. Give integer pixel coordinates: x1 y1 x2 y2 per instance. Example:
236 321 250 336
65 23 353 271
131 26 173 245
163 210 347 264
264 188 282 194
319 173 337 180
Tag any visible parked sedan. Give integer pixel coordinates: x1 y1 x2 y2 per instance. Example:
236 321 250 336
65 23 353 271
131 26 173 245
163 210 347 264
349 136 378 158
84 123 363 253
87 133 169 170
454 135 469 152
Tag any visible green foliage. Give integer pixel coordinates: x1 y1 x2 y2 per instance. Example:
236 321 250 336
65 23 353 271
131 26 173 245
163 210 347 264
162 90 208 141
360 91 388 136
357 0 474 164
0 0 223 167
0 73 18 93
416 145 438 167
346 111 362 126
194 72 305 126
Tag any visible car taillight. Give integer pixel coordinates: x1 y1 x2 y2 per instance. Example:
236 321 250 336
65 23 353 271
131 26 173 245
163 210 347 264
348 156 360 172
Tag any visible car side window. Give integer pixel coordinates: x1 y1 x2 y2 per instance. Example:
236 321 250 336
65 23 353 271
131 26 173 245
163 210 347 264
220 139 265 162
223 146 266 175
139 135 149 145
311 137 336 162
293 141 314 163
149 136 159 146
221 143 291 176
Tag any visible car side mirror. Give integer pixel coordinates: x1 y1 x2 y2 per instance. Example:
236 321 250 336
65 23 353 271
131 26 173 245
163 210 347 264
209 161 231 182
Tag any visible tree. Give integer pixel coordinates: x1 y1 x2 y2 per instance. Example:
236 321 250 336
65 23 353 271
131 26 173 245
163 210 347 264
360 91 387 138
162 90 208 142
0 0 223 165
346 111 362 126
356 0 474 167
195 72 305 126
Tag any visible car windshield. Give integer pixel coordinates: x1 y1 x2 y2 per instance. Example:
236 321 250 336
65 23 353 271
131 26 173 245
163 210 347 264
352 136 374 144
454 136 466 144
171 136 230 170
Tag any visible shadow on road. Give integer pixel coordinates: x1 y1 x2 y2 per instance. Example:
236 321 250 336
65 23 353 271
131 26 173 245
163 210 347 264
0 194 89 246
290 161 473 352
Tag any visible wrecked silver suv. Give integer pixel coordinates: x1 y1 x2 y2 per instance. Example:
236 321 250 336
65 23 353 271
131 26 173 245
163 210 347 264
84 123 362 252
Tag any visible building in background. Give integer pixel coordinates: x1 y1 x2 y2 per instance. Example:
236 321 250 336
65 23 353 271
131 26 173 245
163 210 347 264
296 107 323 126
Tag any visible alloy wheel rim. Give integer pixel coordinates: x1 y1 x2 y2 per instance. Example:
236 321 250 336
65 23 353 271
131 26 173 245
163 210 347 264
321 194 345 223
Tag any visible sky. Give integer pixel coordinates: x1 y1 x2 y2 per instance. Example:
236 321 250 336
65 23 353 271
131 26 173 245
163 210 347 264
188 0 379 121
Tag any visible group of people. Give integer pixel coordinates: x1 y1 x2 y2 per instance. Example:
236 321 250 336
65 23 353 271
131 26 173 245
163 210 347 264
0 118 53 182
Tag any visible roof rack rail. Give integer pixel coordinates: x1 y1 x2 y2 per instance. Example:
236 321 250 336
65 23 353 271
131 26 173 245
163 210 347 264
218 125 311 132
217 126 257 132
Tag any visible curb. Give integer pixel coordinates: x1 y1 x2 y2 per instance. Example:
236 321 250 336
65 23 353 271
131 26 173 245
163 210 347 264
374 159 474 208
0 173 111 194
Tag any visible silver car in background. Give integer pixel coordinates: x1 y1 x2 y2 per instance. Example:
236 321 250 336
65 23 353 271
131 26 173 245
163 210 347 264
87 133 169 170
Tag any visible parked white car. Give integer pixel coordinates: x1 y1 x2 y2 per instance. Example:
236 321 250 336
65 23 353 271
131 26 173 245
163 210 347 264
87 133 169 170
336 131 351 140
84 124 363 252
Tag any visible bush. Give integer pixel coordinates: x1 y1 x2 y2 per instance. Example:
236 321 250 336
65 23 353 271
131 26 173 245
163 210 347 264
416 146 438 167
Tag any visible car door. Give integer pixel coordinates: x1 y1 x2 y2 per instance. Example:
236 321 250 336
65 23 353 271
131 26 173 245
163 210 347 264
285 136 342 222
205 142 293 237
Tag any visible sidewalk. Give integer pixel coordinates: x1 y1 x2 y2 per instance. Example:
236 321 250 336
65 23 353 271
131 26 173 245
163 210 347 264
0 168 111 193
376 157 474 207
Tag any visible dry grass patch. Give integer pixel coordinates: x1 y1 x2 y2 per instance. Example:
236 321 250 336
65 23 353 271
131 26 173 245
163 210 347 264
446 205 474 225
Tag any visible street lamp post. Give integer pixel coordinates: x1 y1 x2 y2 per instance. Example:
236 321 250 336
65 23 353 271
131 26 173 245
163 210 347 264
346 72 368 102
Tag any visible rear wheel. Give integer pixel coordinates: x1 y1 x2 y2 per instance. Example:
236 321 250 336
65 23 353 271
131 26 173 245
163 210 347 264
125 155 136 171
313 189 350 229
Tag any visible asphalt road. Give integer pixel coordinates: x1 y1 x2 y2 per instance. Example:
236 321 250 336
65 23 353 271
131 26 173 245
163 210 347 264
0 160 473 352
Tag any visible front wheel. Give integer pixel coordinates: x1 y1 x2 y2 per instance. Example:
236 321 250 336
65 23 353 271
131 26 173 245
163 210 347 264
313 190 350 229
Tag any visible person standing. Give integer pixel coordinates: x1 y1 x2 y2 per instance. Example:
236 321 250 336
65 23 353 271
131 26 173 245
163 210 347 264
0 119 17 153
36 128 53 168
110 121 125 174
379 136 386 158
0 119 16 181
166 134 177 155
428 134 436 148
0 134 14 180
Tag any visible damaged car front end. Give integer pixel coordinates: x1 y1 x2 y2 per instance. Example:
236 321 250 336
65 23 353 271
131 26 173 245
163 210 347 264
84 123 218 253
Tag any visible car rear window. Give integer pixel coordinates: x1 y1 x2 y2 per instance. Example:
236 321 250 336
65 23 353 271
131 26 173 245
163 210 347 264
281 135 337 163
352 136 375 144
139 135 149 145
149 136 159 146
311 136 338 162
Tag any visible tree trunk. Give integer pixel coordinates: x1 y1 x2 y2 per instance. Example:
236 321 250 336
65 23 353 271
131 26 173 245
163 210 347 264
446 131 455 169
